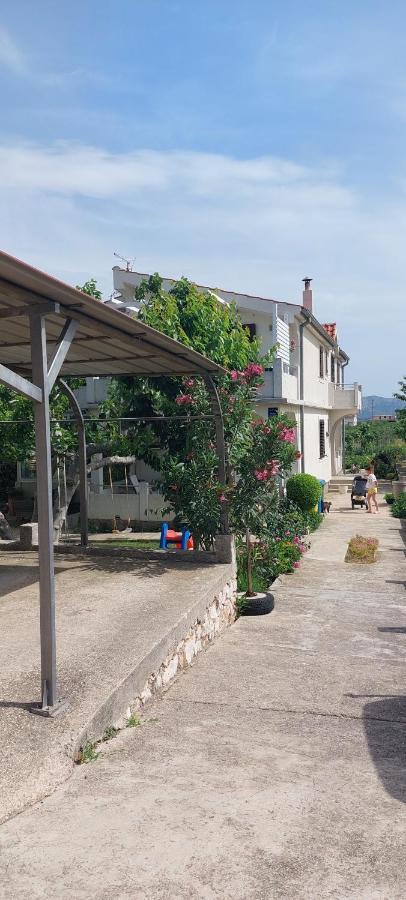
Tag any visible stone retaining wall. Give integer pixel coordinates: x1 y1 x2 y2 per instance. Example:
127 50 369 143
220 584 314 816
132 578 236 712
74 568 236 756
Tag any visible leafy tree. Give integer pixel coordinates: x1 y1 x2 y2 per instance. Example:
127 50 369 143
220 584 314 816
394 376 406 441
76 278 103 300
108 275 299 548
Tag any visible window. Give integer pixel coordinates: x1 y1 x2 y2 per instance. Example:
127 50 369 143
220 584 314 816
319 420 326 458
244 323 257 342
325 349 328 375
330 355 335 382
319 346 324 378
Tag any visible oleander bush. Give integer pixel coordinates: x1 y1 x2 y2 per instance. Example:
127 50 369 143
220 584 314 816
384 493 395 505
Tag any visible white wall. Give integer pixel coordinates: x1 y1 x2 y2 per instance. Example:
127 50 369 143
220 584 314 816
303 408 332 481
303 329 332 408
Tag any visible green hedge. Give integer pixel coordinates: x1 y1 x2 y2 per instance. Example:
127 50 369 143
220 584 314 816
392 494 406 518
286 474 322 512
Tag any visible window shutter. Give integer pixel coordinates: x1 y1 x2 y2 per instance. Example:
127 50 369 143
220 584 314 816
319 420 326 458
331 356 335 382
319 347 324 378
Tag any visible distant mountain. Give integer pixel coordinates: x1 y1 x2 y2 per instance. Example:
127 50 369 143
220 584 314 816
359 395 406 420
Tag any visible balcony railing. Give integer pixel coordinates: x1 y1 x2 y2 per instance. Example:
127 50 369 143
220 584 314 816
259 358 299 401
329 382 361 411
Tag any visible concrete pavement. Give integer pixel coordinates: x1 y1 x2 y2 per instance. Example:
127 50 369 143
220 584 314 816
0 497 405 898
0 550 232 824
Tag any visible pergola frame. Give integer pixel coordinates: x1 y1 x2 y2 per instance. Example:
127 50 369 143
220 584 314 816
0 252 228 716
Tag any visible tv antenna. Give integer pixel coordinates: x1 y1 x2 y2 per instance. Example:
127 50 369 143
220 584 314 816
114 251 135 272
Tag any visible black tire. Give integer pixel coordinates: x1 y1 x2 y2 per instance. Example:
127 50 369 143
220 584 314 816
241 593 274 616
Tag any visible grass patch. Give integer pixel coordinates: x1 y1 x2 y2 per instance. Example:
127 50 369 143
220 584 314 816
78 741 100 764
345 535 379 564
126 714 141 728
102 725 119 742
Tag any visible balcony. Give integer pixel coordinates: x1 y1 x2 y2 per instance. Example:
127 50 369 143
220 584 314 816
329 382 361 412
259 358 299 402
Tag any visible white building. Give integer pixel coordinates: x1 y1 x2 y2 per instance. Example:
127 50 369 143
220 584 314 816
107 269 361 482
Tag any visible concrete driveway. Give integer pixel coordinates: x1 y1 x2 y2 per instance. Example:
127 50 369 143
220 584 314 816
0 498 405 898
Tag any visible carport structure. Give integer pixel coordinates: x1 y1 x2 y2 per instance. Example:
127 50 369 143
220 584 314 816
0 251 227 715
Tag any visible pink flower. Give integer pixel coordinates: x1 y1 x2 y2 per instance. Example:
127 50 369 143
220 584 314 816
299 544 306 553
295 450 302 459
230 370 238 382
266 459 280 476
254 469 269 481
244 362 264 380
219 494 226 502
184 378 195 388
175 394 193 406
285 531 291 537
278 426 296 444
293 536 301 545
275 537 281 542
293 561 300 568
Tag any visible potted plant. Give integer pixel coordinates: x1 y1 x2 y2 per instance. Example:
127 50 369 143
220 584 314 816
236 528 274 616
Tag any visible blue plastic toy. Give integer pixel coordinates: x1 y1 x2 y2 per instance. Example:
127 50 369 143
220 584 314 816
159 523 193 550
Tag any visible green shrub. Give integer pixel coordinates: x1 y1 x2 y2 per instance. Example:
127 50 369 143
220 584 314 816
305 510 324 531
286 474 322 512
392 494 406 518
384 492 395 505
373 447 401 479
236 529 308 591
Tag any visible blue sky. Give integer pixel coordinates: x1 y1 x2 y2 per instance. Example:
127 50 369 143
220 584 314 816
1 0 405 394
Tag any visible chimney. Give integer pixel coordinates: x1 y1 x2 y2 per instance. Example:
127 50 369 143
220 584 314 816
302 277 313 312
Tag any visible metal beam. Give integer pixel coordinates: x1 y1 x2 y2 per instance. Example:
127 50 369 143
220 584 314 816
58 379 88 547
30 314 61 714
0 301 61 320
0 363 42 403
47 318 77 391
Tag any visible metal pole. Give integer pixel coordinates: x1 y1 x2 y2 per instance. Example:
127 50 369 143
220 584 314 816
299 320 307 473
58 379 88 547
30 314 58 712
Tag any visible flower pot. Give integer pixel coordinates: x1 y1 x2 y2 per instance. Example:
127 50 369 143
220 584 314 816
239 591 274 616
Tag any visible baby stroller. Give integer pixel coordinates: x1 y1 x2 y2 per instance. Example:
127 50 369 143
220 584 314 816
351 475 367 509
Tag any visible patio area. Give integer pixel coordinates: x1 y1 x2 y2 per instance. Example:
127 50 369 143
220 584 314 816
0 549 234 824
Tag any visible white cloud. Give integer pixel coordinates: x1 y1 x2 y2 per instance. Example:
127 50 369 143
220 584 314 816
0 140 404 394
0 25 25 74
0 142 328 199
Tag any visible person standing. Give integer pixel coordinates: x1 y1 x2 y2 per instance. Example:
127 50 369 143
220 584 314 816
366 466 378 514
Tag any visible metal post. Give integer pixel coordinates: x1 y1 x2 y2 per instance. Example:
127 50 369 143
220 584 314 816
30 314 59 713
299 320 307 473
58 379 88 547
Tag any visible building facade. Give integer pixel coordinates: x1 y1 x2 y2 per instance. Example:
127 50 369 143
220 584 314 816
109 269 361 482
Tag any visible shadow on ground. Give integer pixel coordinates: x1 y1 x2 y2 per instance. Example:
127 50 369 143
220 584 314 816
363 695 406 804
